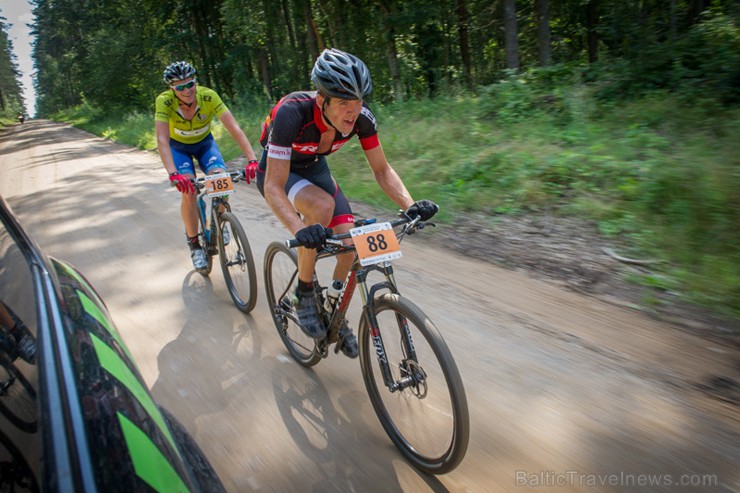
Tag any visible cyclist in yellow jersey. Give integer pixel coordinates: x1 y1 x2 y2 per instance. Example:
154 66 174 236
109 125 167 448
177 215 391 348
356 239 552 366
155 61 259 270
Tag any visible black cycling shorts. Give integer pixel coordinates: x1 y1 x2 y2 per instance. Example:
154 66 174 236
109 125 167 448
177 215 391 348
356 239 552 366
255 153 354 229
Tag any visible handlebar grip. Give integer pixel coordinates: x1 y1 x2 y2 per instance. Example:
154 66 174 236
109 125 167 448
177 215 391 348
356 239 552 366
286 239 301 249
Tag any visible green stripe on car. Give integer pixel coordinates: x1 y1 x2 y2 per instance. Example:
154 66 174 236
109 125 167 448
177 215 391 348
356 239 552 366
77 289 134 362
89 332 179 456
118 412 190 492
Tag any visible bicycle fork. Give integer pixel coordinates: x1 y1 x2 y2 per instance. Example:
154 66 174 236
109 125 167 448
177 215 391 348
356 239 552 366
355 263 424 394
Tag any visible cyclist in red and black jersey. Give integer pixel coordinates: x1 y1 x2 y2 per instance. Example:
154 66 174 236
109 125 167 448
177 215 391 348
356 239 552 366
251 48 438 358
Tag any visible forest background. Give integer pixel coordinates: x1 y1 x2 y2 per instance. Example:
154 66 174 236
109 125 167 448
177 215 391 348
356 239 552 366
1 0 738 323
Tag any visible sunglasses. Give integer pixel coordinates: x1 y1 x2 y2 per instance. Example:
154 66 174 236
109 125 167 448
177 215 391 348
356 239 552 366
172 80 196 91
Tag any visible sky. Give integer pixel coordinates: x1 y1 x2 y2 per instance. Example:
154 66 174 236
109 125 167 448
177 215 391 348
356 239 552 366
2 0 36 116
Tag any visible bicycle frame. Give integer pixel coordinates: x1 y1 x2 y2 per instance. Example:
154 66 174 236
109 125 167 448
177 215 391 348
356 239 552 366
196 192 227 249
309 219 422 392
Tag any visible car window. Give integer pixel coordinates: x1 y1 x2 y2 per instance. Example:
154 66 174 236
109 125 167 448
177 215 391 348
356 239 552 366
0 210 41 491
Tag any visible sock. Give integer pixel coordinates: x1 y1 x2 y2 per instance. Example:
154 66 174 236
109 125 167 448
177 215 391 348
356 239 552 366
187 235 200 250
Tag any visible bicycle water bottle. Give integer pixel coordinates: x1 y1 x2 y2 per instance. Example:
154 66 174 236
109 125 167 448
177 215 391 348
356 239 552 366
324 280 343 313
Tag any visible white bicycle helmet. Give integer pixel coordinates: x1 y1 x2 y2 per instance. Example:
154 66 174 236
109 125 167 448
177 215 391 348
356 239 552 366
311 49 372 100
163 61 197 84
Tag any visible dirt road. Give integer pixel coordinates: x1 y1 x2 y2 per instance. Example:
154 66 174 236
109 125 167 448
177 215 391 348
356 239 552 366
1 121 738 492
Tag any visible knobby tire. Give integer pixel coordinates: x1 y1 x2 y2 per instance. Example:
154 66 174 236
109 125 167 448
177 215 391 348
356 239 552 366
218 212 257 313
264 241 321 367
359 293 469 474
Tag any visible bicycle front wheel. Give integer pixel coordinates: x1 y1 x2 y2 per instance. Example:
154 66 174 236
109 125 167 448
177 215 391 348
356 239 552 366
264 241 320 367
218 211 257 313
359 293 469 474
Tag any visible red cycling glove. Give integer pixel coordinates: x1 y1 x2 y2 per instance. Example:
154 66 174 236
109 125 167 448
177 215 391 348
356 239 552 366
244 160 259 185
169 172 195 194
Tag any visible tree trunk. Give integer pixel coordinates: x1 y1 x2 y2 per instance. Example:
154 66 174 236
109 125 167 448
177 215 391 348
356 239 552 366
535 0 551 66
304 0 323 61
258 47 272 100
377 1 404 101
586 0 598 63
503 0 520 70
281 0 297 50
457 0 474 89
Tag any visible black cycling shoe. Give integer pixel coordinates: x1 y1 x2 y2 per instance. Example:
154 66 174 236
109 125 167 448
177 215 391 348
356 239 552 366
292 287 327 339
14 329 37 364
336 323 358 359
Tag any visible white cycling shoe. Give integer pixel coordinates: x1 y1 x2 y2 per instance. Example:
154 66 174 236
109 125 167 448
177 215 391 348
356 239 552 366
191 247 208 270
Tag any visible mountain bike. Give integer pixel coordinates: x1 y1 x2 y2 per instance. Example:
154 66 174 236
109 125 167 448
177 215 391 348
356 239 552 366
187 171 257 313
264 213 469 474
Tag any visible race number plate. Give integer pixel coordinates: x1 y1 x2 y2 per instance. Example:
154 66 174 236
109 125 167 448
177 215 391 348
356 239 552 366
350 222 402 266
205 173 235 197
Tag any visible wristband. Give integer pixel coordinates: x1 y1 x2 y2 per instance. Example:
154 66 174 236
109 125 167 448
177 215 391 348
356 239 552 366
247 160 258 165
169 171 179 176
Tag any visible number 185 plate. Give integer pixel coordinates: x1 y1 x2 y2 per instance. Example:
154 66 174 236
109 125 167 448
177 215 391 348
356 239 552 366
205 173 235 197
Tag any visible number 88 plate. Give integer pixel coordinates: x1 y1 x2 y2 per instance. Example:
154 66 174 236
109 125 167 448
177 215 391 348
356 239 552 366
350 222 402 266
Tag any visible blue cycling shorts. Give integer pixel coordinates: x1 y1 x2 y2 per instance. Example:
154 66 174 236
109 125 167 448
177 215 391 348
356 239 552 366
170 134 226 175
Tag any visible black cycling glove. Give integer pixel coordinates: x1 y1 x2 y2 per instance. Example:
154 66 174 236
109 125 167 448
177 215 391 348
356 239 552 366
295 224 332 249
405 200 439 221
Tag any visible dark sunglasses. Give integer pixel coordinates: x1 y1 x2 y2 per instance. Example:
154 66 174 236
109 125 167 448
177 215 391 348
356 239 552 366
172 80 196 91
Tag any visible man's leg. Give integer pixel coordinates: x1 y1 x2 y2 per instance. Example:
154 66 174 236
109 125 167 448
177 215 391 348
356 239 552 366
179 173 207 269
290 185 335 338
293 185 335 283
180 176 199 237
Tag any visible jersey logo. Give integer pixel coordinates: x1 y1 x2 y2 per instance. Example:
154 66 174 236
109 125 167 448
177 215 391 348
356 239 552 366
361 106 377 130
267 145 292 160
293 143 319 153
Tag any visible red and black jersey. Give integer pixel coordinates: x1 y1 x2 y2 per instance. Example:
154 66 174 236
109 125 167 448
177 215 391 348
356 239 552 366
259 91 380 168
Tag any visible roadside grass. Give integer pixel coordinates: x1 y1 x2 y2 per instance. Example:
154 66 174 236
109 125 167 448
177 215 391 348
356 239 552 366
51 88 740 320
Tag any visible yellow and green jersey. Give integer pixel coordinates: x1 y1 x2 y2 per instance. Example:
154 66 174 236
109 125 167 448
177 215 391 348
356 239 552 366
155 86 227 144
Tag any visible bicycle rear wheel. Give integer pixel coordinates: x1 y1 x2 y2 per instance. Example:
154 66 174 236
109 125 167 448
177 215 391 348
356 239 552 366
359 293 469 474
218 212 257 313
264 242 320 367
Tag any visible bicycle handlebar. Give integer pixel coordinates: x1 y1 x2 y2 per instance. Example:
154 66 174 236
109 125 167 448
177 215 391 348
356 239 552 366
168 170 247 190
190 170 247 190
285 213 427 249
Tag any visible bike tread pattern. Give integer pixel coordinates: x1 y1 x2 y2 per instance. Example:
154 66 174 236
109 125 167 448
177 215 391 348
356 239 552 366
264 241 321 367
359 293 469 474
218 211 257 313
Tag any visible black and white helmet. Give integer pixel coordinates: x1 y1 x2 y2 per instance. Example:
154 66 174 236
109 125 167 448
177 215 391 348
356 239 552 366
311 49 372 100
163 61 196 84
